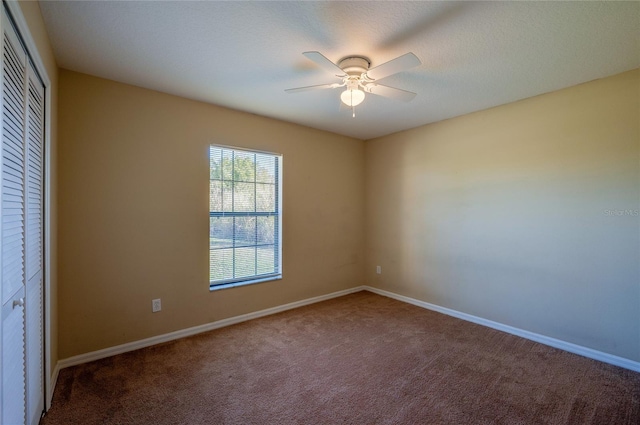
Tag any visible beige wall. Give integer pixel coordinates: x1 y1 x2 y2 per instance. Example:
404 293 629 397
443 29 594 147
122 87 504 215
58 70 364 359
56 55 638 362
17 0 59 392
365 69 640 362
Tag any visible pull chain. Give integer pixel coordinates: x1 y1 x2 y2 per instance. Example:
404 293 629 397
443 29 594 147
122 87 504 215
351 90 355 118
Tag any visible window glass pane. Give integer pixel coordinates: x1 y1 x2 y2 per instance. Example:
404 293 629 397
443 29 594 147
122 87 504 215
257 216 275 245
233 151 255 182
256 183 275 212
234 216 256 247
210 147 222 180
210 248 233 281
255 154 275 184
210 217 233 249
222 184 233 213
257 245 276 275
233 182 255 212
235 247 256 278
222 150 233 181
209 180 222 212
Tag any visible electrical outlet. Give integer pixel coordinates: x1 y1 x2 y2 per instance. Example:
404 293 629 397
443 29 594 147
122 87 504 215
376 266 381 274
152 298 161 313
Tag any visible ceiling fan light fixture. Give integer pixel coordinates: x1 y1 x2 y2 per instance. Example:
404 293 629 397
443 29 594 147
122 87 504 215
340 88 365 107
287 51 421 117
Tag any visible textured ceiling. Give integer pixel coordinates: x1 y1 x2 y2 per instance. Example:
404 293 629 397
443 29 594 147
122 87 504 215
39 1 640 140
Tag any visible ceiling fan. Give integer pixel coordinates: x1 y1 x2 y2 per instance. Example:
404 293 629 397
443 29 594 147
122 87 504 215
286 51 421 117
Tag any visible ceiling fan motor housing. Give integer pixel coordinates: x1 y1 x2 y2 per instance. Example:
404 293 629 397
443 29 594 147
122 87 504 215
338 56 370 76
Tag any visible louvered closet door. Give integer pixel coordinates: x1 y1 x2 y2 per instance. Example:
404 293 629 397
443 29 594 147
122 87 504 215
1 7 45 425
24 57 44 425
1 8 27 425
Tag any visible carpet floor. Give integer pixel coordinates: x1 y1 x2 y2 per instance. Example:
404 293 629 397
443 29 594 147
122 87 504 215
41 291 640 424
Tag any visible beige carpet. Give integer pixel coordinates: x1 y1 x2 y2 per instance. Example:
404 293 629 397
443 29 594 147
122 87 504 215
41 291 640 424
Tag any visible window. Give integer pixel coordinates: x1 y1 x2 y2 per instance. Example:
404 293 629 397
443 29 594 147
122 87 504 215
209 145 282 290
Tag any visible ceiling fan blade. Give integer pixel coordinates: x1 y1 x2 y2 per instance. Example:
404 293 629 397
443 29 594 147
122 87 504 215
303 51 347 77
365 52 421 81
285 82 342 93
364 83 417 102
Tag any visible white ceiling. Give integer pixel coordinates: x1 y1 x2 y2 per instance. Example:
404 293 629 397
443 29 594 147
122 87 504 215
39 1 640 140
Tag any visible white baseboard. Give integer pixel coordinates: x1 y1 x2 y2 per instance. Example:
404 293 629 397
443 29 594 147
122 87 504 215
57 286 366 370
56 283 640 378
47 362 60 409
363 285 640 373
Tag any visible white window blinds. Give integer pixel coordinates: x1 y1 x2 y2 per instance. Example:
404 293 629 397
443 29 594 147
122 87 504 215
209 146 282 288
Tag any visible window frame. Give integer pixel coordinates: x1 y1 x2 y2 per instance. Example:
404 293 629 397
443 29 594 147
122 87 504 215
208 144 283 291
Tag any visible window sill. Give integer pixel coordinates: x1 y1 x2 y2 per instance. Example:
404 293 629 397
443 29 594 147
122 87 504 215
209 275 282 292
